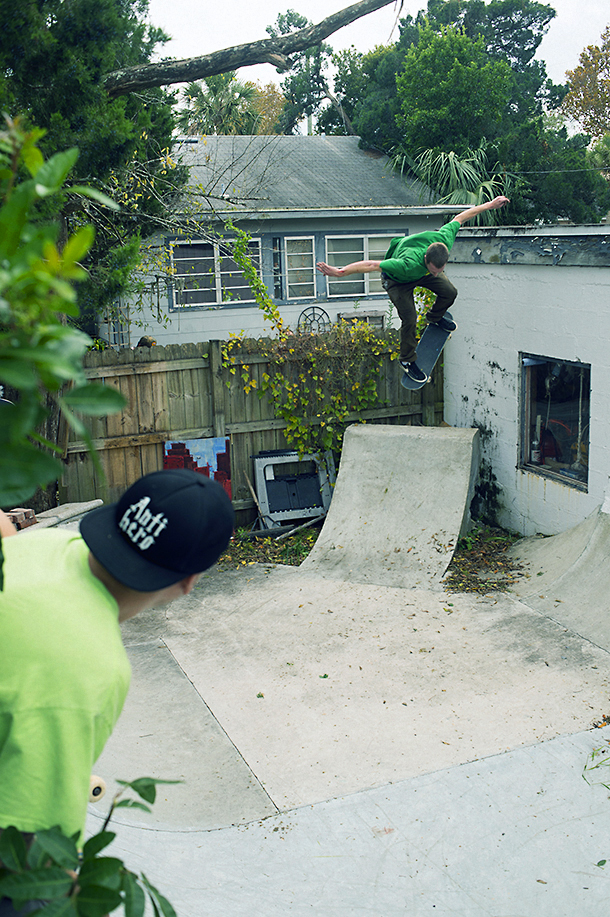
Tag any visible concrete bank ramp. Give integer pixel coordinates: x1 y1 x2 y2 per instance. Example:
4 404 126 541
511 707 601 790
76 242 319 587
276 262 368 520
301 424 479 589
509 506 610 649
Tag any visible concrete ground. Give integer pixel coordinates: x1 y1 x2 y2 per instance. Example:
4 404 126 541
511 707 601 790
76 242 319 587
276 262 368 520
56 425 610 915
86 564 610 917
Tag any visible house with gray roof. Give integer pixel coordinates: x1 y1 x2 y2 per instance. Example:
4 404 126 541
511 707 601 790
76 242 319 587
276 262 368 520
100 134 456 346
95 134 610 538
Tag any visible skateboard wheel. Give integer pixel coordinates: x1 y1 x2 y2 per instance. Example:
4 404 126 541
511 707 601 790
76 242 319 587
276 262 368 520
89 775 106 803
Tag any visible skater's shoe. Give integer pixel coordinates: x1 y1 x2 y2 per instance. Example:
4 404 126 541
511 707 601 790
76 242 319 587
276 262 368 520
428 315 457 333
400 361 428 384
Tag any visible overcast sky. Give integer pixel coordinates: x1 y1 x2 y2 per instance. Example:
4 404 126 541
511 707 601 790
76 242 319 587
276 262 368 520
147 0 609 87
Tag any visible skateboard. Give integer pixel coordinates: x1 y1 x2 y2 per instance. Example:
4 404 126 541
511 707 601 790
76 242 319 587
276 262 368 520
89 775 107 803
400 313 453 391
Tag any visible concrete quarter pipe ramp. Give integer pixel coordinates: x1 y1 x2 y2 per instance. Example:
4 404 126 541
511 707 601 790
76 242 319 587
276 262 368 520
509 505 610 648
301 423 479 588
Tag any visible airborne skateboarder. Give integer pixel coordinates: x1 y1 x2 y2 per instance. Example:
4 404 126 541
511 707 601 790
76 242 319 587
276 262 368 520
317 195 510 384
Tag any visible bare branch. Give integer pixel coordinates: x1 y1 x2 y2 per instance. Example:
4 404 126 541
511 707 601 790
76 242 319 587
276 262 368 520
104 0 396 96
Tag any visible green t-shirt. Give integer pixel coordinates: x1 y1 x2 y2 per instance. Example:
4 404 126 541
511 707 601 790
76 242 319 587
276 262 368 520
0 529 130 838
379 220 461 284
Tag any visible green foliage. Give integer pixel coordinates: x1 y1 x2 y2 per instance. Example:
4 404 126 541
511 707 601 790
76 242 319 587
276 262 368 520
562 26 610 141
224 322 398 459
0 0 186 324
0 118 126 510
318 44 405 147
0 778 179 917
495 119 610 224
177 73 261 136
266 9 334 134
394 144 513 221
396 26 513 153
218 527 320 567
401 0 563 118
0 0 168 178
588 133 610 173
320 0 562 149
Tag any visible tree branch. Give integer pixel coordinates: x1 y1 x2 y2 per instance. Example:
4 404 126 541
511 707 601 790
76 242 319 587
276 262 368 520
104 0 396 96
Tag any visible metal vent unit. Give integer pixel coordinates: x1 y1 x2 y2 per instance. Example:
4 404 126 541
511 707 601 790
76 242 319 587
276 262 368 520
252 450 335 529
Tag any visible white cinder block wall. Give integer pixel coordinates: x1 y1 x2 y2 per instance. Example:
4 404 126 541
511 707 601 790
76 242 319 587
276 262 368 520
443 226 610 536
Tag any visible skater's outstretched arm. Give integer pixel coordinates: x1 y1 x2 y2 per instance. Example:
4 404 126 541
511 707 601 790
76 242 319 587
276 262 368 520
454 195 510 225
316 259 381 278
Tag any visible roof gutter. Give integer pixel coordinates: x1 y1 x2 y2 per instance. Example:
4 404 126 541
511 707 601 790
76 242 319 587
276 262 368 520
174 205 464 221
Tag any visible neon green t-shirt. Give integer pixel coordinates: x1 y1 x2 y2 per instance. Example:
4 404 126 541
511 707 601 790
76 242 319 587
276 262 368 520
0 529 130 838
379 219 461 283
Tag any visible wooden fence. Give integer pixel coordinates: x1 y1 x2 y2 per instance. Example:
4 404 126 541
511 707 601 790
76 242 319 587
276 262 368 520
62 340 444 524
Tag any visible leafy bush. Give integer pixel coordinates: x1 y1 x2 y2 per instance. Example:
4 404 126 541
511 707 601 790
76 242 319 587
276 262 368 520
0 116 126 511
0 778 178 916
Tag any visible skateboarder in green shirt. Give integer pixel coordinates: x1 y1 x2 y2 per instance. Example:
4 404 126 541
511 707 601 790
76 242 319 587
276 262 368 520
317 195 510 384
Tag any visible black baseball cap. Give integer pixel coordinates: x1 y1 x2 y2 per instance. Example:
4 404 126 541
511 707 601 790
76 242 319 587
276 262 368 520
80 469 235 591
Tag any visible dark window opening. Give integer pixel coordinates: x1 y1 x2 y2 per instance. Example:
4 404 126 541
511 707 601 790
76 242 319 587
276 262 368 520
272 237 283 299
520 354 590 488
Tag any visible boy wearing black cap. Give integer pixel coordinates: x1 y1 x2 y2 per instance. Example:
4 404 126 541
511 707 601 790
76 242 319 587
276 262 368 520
0 469 234 847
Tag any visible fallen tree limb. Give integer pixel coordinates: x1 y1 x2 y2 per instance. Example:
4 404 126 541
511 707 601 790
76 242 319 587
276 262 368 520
104 0 396 96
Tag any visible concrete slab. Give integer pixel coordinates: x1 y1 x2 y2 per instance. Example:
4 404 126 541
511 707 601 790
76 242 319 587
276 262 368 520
91 566 610 833
92 640 278 830
509 507 610 650
86 727 610 917
301 424 479 588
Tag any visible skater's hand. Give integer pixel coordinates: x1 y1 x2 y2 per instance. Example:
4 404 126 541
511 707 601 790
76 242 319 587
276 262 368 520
316 261 342 277
488 195 510 209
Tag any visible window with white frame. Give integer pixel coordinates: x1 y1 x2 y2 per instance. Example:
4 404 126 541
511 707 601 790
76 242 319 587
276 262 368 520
285 237 315 299
520 354 590 488
325 235 396 296
170 238 261 308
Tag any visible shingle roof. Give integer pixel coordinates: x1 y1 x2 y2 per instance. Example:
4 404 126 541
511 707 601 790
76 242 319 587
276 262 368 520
176 134 431 214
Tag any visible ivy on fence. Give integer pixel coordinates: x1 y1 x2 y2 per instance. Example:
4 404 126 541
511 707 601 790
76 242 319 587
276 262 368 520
222 322 400 457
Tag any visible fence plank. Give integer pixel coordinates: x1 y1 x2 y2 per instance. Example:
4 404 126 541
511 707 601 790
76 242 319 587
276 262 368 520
209 340 227 438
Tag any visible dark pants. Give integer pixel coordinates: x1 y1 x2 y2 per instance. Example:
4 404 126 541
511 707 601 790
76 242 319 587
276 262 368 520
381 271 457 363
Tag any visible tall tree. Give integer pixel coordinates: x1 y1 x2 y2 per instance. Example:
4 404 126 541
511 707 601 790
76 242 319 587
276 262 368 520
396 26 512 152
318 44 406 145
265 9 356 134
401 0 561 118
0 0 186 329
562 26 610 141
177 73 261 135
266 10 337 134
321 0 564 147
495 119 610 223
250 83 288 134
